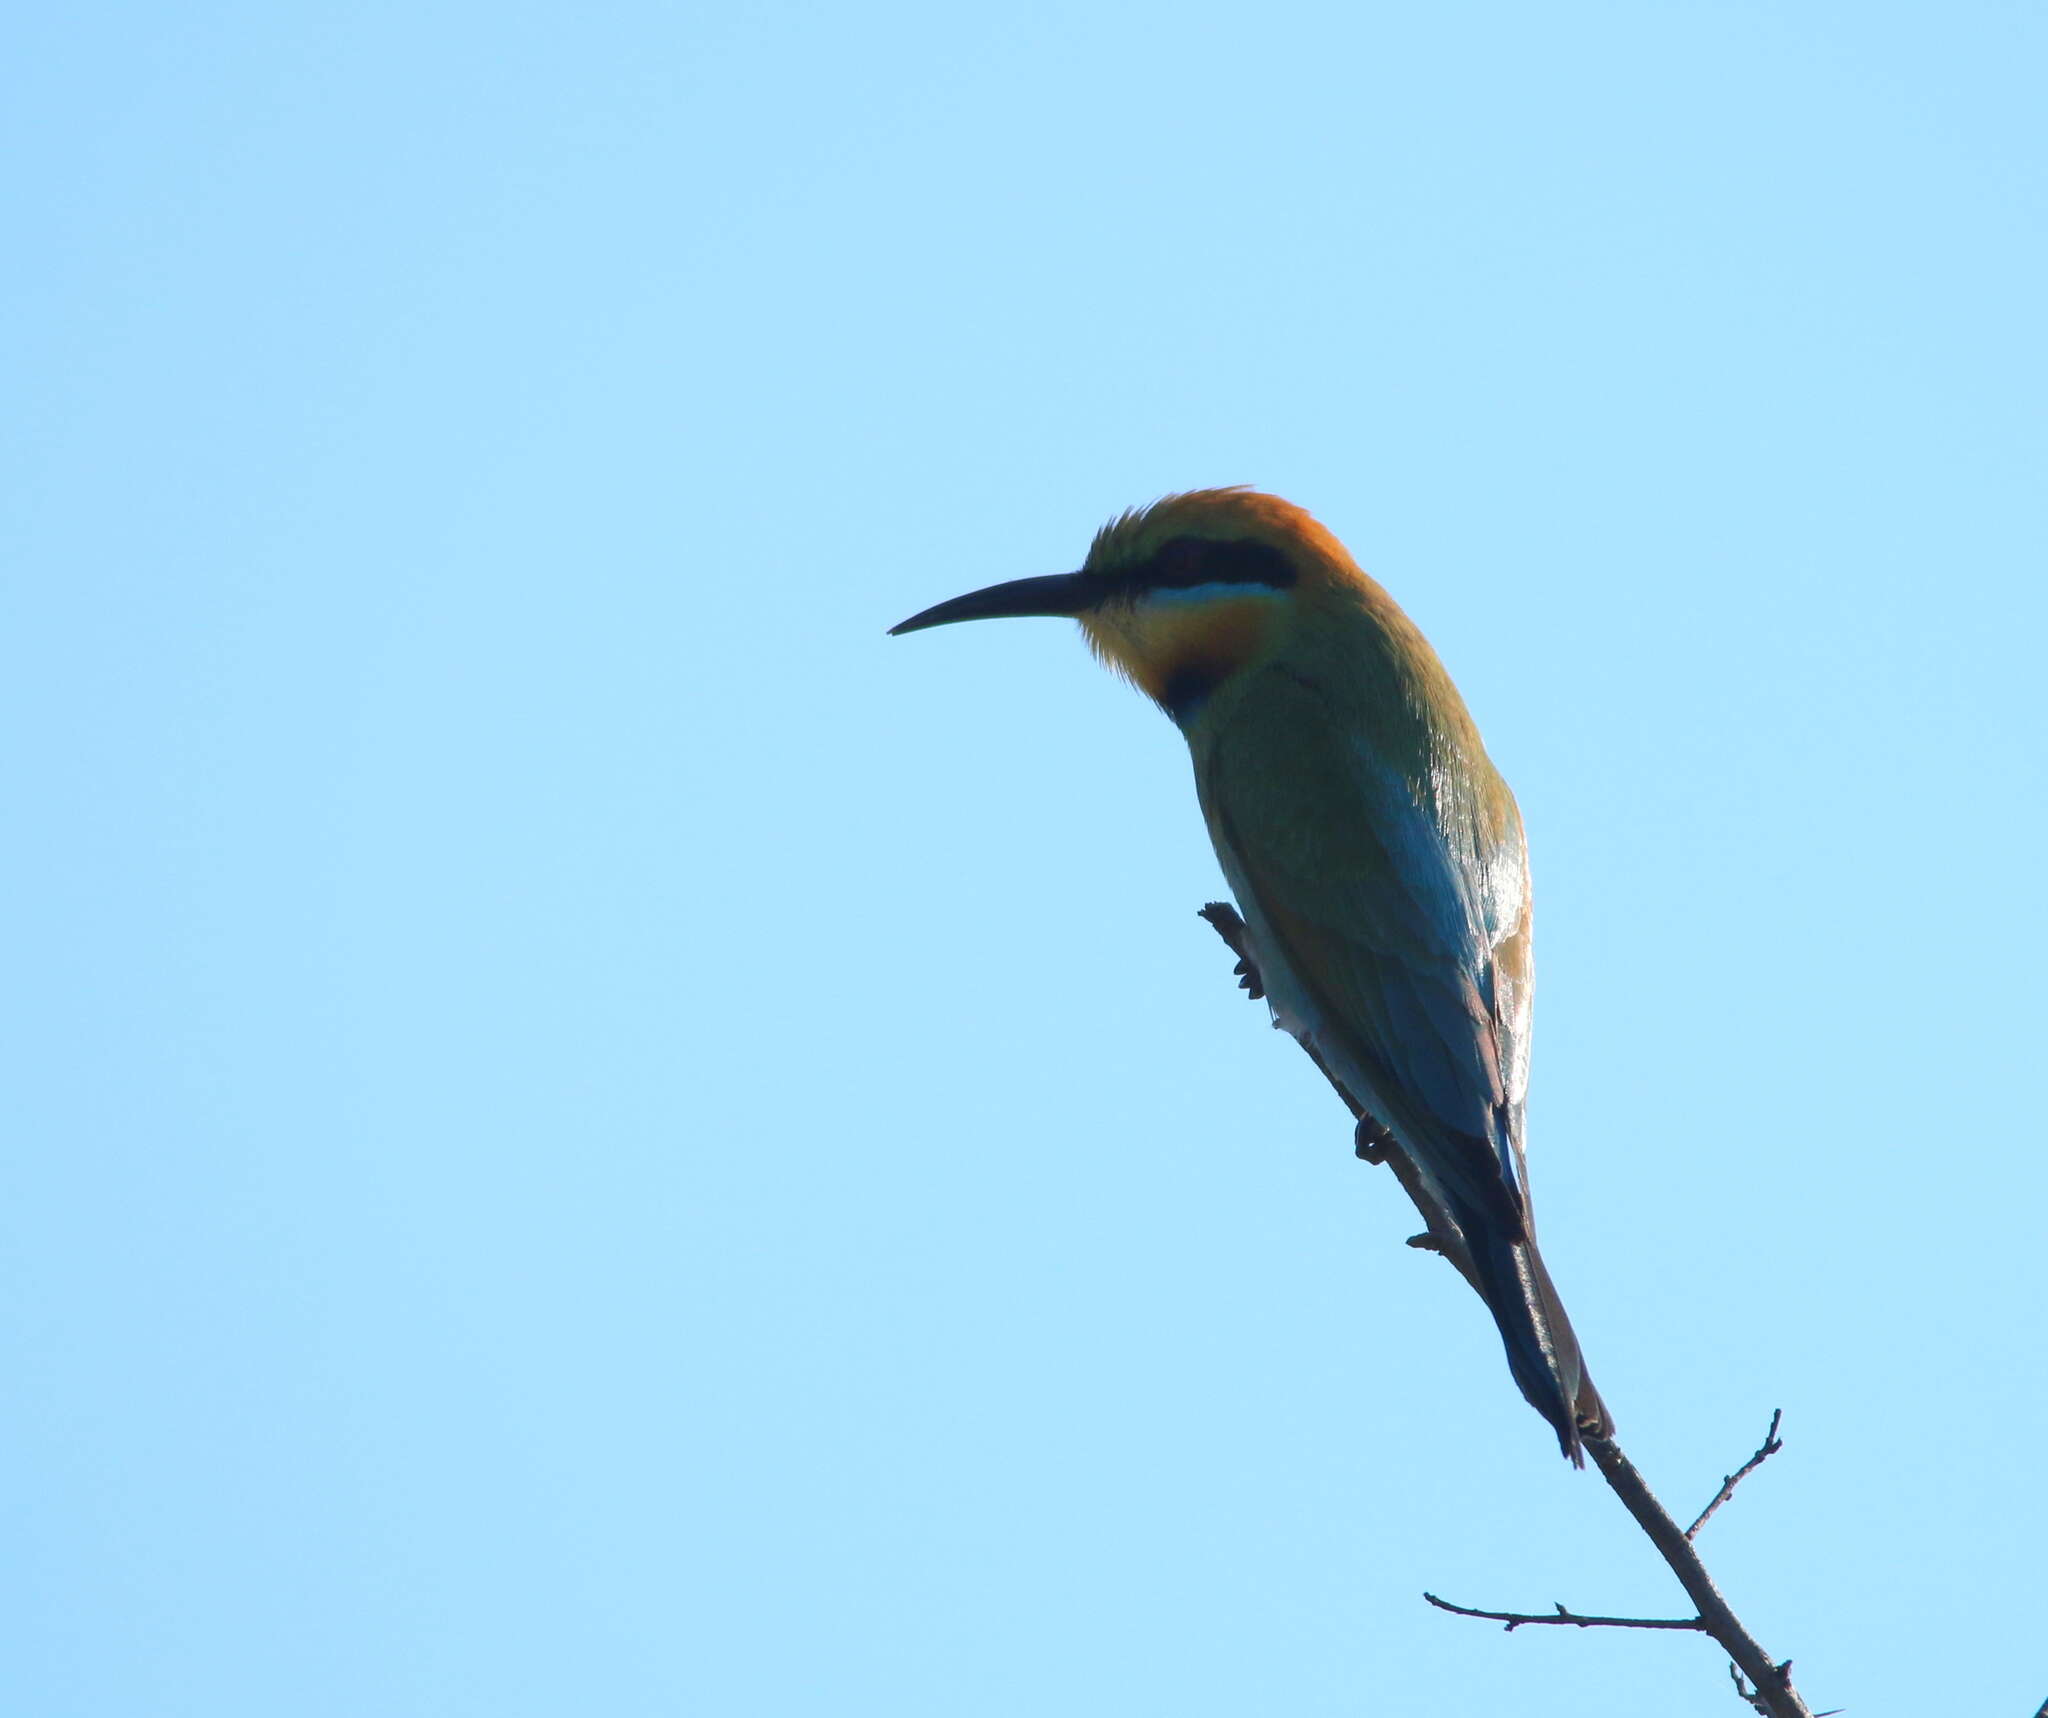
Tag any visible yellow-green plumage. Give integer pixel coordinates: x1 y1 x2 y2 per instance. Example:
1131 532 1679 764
890 487 1608 1460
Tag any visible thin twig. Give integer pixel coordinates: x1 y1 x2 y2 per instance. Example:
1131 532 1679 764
1197 901 1820 1718
1688 1410 1787 1540
1582 1431 1814 1717
1423 1592 1704 1632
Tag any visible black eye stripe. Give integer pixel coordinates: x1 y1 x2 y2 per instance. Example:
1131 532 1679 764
1125 536 1297 594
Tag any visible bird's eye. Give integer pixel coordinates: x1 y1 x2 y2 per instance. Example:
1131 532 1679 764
1140 537 1297 593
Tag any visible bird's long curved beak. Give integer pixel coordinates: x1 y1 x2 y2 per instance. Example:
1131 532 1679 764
887 572 1096 636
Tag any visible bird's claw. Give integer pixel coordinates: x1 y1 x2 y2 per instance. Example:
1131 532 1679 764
1198 903 1268 1000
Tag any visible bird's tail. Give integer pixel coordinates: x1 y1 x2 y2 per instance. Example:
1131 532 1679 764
1457 1210 1611 1464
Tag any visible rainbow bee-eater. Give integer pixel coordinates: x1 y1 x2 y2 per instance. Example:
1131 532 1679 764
889 488 1609 1461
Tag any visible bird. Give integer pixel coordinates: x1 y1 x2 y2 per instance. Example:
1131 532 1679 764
888 487 1609 1462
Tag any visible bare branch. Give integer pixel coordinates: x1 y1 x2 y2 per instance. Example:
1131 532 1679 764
1582 1431 1813 1716
1197 903 1821 1718
1688 1410 1787 1540
1422 1438 1817 1718
1423 1592 1704 1632
1734 1664 1844 1717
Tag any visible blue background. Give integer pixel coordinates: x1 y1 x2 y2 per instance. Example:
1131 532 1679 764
7 2 2043 1713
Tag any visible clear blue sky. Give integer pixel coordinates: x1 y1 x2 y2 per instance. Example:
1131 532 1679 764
5 2 2043 1714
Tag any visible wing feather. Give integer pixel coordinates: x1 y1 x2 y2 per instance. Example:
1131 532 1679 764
1196 668 1533 1234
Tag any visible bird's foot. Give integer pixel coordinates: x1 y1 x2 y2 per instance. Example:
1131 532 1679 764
1353 1115 1397 1163
1197 902 1267 1000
